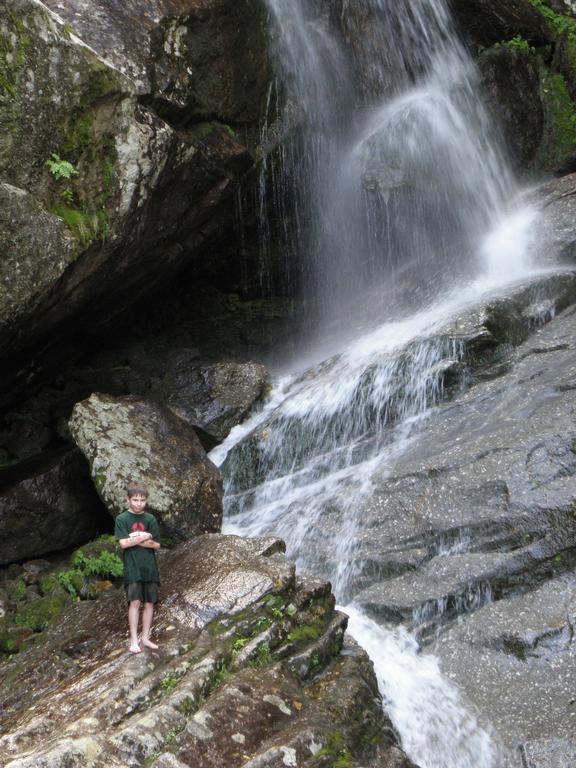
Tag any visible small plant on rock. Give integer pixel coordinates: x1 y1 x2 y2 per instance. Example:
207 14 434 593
160 674 178 694
249 642 271 668
45 153 79 181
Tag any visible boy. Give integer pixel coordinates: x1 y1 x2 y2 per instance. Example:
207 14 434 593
114 483 161 653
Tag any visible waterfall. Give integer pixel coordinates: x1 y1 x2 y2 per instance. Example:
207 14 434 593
260 0 524 334
214 1 542 766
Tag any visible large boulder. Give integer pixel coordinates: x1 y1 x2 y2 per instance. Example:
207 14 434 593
68 393 223 539
0 534 417 768
0 449 105 565
0 0 270 405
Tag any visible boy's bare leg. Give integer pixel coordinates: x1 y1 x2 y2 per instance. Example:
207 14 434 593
141 602 158 649
128 600 142 653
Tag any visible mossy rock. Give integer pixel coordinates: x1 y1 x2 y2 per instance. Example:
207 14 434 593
14 592 70 632
6 577 26 603
71 534 118 562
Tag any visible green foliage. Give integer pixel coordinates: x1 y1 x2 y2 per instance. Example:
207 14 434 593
541 69 576 156
252 616 272 633
287 625 321 643
14 594 67 631
315 731 352 768
310 652 321 669
45 153 79 181
178 696 195 717
206 660 229 694
71 549 123 579
8 578 26 602
50 203 109 248
506 36 535 55
232 636 248 653
249 642 271 668
528 0 576 38
208 619 230 637
160 674 178 694
49 543 125 599
164 729 179 746
270 607 284 620
57 569 84 598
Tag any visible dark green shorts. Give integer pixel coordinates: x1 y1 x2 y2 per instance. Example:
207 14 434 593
125 582 159 604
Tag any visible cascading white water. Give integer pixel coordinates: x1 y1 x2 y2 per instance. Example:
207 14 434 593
259 0 526 332
216 1 543 766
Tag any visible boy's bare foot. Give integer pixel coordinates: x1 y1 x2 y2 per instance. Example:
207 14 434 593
129 643 142 654
141 638 159 650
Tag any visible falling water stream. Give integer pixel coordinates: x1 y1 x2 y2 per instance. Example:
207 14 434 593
213 1 544 766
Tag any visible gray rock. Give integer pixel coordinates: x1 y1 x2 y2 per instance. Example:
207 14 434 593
478 47 544 173
0 184 79 339
449 0 552 52
68 393 223 540
163 359 269 443
537 172 576 263
0 450 104 566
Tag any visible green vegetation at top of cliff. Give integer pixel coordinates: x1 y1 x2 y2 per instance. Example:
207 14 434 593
493 36 536 55
528 0 576 74
528 0 576 38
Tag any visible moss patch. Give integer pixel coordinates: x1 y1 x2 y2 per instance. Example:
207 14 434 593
14 593 69 632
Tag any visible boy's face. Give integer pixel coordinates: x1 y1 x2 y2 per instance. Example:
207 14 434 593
127 493 148 514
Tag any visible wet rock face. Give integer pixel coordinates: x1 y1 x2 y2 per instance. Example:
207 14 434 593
478 47 545 172
162 359 269 444
69 393 223 540
350 300 576 756
536 171 576 261
449 0 551 52
0 535 416 768
0 449 105 565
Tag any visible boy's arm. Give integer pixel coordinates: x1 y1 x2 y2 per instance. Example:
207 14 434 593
139 515 161 549
138 538 160 549
118 532 152 550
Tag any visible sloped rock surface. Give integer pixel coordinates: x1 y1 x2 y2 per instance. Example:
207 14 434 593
69 393 223 539
41 0 269 123
0 535 416 768
350 301 576 757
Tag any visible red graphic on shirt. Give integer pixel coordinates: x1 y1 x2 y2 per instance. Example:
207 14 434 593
131 522 146 532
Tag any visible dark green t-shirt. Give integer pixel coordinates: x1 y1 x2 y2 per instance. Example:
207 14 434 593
114 511 161 585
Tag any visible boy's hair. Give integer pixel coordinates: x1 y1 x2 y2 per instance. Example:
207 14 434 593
126 482 149 499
